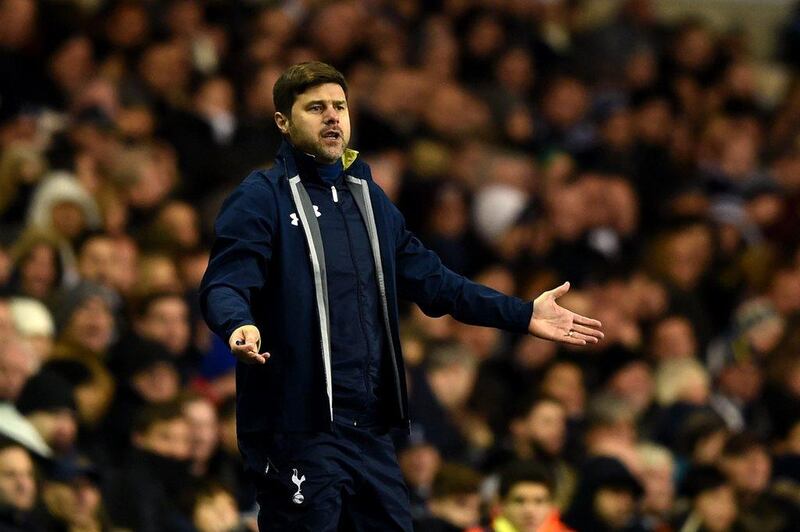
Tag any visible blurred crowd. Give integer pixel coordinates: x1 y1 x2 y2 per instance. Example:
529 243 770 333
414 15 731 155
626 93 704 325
1 0 800 531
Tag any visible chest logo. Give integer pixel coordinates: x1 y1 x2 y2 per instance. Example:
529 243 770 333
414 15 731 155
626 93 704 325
289 207 322 226
291 468 306 504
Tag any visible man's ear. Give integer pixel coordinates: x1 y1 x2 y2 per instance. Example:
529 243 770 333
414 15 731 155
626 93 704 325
275 112 289 135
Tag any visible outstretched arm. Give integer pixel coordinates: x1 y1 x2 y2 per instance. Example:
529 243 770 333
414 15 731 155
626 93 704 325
528 282 603 345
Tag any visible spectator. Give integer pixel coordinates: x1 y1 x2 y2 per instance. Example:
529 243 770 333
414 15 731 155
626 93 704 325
472 460 572 532
104 401 194 532
0 437 41 531
414 462 483 532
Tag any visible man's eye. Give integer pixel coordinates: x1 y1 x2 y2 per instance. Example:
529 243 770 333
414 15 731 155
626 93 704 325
309 105 322 112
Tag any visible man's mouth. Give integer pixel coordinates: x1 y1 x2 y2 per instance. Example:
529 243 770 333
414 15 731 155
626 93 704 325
322 130 341 140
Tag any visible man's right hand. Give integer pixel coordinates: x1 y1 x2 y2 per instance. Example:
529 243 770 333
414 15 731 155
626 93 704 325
228 325 270 364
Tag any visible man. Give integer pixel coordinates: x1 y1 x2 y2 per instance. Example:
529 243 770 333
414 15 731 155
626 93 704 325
414 462 483 532
0 438 40 531
468 461 572 532
104 401 194 532
200 61 603 530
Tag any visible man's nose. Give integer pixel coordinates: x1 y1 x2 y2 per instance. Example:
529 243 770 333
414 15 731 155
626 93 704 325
322 106 339 123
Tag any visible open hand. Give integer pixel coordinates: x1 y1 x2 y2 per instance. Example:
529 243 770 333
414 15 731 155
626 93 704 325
229 325 270 364
529 282 604 346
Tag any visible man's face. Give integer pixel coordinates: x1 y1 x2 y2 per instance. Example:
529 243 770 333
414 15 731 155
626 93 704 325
594 487 636 530
523 401 566 456
502 482 554 532
276 82 351 164
138 296 190 355
134 418 191 460
0 446 36 511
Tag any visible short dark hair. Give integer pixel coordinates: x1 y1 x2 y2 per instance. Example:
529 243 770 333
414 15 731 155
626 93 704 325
132 401 185 435
497 461 554 499
272 62 348 116
431 463 483 499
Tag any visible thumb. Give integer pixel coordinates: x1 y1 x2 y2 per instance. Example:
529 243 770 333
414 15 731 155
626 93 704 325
549 281 570 299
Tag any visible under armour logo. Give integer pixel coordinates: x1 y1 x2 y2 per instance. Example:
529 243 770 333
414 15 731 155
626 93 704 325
289 207 321 227
291 468 306 504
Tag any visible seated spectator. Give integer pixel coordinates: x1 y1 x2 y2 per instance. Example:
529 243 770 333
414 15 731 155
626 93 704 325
104 401 194 532
472 460 572 532
563 455 646 532
39 455 110 531
677 464 739 532
415 462 483 532
0 437 42 531
719 433 800 532
15 370 78 459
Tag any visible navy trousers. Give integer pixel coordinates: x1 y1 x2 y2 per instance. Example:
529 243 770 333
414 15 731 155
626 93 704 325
248 422 412 531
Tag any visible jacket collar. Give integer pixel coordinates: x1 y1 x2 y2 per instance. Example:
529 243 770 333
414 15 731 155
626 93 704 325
276 139 368 184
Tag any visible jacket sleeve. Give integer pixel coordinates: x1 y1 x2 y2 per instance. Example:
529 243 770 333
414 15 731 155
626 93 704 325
199 177 275 342
390 200 533 334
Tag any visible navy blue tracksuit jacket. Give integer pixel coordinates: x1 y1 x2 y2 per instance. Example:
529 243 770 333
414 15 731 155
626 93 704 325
199 141 533 443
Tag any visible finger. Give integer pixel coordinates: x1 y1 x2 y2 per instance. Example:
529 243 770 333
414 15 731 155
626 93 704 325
243 330 261 350
568 331 599 344
571 323 605 339
572 313 602 328
558 334 587 346
548 281 571 299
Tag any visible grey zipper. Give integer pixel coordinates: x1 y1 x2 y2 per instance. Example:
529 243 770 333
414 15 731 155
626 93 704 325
288 176 334 422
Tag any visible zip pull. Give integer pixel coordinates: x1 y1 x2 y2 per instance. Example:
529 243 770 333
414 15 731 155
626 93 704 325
331 185 339 203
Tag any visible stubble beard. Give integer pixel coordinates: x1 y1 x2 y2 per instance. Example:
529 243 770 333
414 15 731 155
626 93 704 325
289 124 347 164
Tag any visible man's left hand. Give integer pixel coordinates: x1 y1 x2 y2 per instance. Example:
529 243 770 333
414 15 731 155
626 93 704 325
529 282 604 346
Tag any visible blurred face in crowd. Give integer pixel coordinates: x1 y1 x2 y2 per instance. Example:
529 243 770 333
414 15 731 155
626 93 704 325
111 236 138 295
137 295 190 356
431 491 481 529
427 356 477 409
28 408 78 455
78 235 116 288
275 83 350 164
515 399 566 457
20 244 59 300
42 477 102 529
157 201 200 250
609 361 654 415
183 398 219 466
541 362 585 417
0 339 33 401
0 446 36 512
501 481 554 532
51 201 86 240
0 300 14 341
695 484 738 532
721 446 771 496
134 417 191 460
64 296 115 354
594 487 636 530
132 362 180 404
639 458 674 516
399 444 441 490
650 316 696 360
0 0 36 49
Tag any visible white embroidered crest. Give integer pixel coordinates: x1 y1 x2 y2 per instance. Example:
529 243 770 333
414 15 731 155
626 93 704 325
291 468 306 504
313 205 321 217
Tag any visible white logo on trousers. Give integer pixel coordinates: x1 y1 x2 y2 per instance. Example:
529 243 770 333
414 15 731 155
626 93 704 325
291 468 306 504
